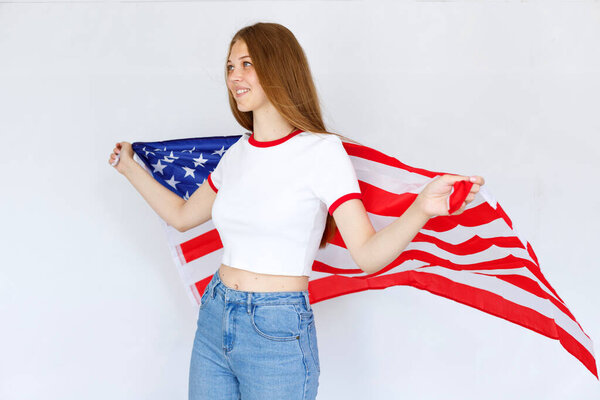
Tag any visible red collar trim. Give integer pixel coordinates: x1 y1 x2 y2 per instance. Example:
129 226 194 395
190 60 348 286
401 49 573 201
248 129 303 148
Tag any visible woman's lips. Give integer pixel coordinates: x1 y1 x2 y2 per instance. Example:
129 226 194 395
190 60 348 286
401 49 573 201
235 89 250 98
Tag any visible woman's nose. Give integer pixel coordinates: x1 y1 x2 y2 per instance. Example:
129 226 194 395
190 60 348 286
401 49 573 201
228 67 242 82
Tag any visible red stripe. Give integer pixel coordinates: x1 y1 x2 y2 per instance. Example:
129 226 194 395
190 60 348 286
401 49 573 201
304 270 598 378
358 180 418 216
207 173 218 193
329 193 362 215
342 141 443 178
343 141 480 185
178 229 222 263
492 274 575 320
194 274 214 300
495 202 513 230
357 179 501 231
526 241 540 267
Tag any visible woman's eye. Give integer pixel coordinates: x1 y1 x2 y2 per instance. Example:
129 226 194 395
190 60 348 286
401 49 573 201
226 61 252 71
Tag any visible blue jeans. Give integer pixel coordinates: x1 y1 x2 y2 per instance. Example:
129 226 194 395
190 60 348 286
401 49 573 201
189 270 320 399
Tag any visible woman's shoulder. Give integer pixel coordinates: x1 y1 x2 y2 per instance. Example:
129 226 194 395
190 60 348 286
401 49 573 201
301 131 343 147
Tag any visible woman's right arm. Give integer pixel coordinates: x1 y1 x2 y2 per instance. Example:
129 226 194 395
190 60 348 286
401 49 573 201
109 141 217 232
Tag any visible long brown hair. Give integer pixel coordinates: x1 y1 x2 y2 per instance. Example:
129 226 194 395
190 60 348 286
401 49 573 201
224 22 362 249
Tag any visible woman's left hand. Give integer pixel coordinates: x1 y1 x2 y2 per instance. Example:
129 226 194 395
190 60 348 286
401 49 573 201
414 174 485 218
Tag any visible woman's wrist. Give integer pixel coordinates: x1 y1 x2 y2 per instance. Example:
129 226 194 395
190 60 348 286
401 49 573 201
120 155 138 177
412 195 435 219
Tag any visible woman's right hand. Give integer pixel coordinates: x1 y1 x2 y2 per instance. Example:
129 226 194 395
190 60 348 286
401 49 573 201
108 141 134 175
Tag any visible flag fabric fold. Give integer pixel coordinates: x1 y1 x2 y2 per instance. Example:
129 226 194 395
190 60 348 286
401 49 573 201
131 134 597 378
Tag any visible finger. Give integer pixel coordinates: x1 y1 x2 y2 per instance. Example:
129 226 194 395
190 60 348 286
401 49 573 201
444 174 472 184
111 153 120 167
451 202 466 216
468 175 485 185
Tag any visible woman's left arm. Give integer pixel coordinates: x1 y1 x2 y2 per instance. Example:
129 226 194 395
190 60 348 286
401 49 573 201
333 174 485 274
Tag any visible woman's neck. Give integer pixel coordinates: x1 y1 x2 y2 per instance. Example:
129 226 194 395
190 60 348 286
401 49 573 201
252 104 295 142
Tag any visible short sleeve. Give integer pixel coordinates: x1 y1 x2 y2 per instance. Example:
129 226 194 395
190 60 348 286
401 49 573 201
312 135 362 215
207 146 230 193
207 156 225 193
206 135 244 193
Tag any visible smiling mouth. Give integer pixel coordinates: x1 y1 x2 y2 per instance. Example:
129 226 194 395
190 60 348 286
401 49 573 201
235 89 250 98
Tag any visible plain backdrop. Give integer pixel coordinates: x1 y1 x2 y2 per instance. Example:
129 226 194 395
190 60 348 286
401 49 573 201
1 1 599 399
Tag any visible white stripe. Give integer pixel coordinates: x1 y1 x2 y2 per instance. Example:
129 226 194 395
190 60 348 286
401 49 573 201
415 266 594 356
461 266 564 306
405 240 533 268
350 155 431 194
420 216 520 245
163 219 222 308
309 259 434 281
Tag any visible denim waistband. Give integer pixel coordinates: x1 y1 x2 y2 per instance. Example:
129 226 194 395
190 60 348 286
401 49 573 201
205 270 312 312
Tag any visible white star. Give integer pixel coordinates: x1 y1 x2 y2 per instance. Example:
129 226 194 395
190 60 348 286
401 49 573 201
143 146 155 157
182 166 196 179
182 147 196 154
213 146 226 157
165 175 180 189
151 160 167 175
162 156 176 163
184 191 190 200
193 153 208 168
167 151 179 160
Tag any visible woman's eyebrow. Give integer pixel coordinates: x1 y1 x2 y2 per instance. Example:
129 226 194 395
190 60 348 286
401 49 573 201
227 55 251 62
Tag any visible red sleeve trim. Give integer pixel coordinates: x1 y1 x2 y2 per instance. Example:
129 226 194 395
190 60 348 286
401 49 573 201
207 174 218 193
328 192 362 215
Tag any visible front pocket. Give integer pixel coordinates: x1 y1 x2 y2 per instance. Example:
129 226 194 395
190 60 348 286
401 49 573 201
250 303 302 341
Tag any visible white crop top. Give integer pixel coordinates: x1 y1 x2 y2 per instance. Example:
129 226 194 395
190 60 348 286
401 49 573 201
207 129 362 277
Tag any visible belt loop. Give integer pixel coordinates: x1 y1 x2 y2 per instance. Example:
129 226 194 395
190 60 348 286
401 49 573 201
247 292 252 314
303 291 312 312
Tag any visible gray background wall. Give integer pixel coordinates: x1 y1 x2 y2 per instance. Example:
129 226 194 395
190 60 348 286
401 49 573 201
1 0 599 398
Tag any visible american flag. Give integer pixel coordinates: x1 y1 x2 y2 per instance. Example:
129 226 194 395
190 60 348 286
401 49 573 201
131 134 597 378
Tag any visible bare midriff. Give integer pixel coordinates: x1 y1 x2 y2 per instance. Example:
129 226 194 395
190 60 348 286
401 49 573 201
218 263 309 292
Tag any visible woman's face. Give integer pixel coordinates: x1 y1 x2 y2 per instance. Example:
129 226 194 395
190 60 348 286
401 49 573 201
226 40 269 113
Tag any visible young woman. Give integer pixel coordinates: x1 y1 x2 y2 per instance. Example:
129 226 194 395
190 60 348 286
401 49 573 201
108 22 484 400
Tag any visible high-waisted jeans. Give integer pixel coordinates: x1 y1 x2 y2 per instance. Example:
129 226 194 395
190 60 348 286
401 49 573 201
189 270 320 400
